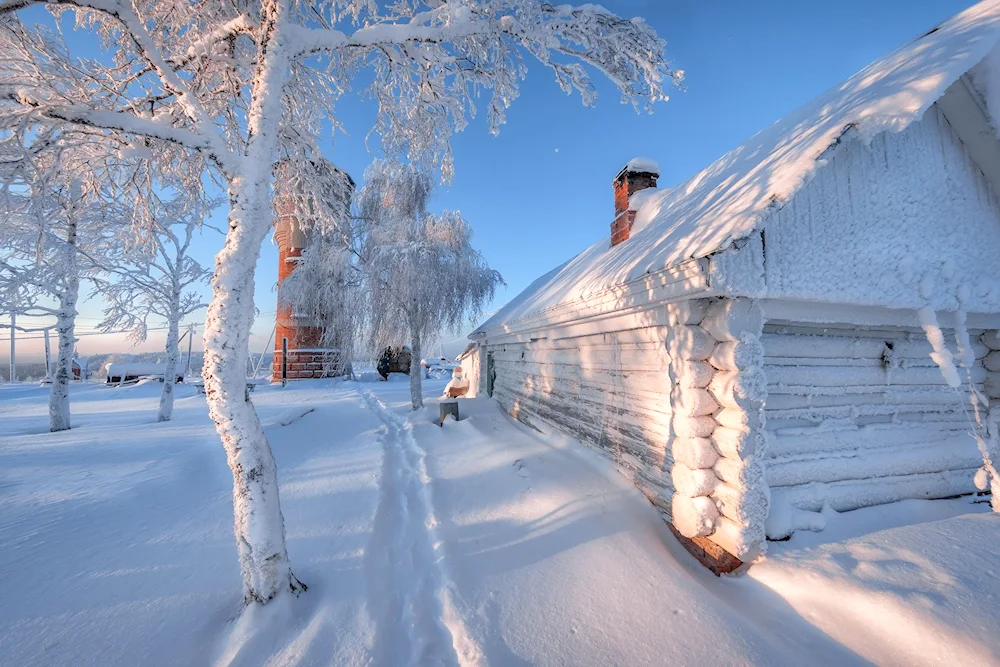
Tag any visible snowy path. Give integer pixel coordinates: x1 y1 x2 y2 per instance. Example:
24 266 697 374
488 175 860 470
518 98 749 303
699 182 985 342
2 380 998 666
360 389 480 666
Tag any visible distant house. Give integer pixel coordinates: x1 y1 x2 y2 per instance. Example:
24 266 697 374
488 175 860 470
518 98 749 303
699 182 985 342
463 2 1000 572
71 359 85 381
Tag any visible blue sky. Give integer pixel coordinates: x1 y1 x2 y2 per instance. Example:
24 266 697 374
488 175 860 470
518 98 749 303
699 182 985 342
6 0 977 362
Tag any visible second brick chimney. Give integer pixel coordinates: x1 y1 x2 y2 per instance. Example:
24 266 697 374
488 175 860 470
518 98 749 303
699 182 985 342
611 158 660 247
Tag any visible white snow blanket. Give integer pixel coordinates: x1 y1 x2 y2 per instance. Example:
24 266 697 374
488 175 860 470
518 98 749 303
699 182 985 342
749 499 998 666
1 381 998 665
475 0 1000 334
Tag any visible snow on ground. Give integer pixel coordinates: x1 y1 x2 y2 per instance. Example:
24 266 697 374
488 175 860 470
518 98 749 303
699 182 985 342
746 499 999 667
1 380 998 665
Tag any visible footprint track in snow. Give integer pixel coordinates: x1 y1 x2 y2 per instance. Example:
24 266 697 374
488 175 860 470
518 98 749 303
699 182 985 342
360 389 480 667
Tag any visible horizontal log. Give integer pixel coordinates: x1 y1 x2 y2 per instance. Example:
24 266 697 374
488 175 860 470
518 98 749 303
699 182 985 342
671 494 719 538
713 455 764 488
709 338 763 372
492 361 670 404
532 327 672 350
666 300 709 327
666 325 716 361
986 351 1000 373
494 388 674 475
765 356 943 368
982 330 1000 351
765 401 972 423
672 415 718 439
672 437 719 469
710 515 764 561
766 364 986 387
671 463 720 498
492 372 674 429
711 481 769 525
710 369 766 409
767 421 975 458
771 468 979 513
701 298 763 342
712 426 763 460
988 372 1000 398
767 382 984 396
673 359 714 389
761 333 989 361
492 346 668 373
763 323 977 339
715 406 763 431
676 387 720 417
764 387 975 411
766 438 981 487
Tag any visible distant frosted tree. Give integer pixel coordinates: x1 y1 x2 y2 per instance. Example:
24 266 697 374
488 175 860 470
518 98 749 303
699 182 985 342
357 160 503 410
0 130 118 431
95 167 212 422
1 0 679 604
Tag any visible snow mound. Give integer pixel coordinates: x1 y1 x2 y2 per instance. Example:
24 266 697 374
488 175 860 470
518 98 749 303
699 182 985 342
624 156 660 174
474 1 1000 335
752 505 1000 666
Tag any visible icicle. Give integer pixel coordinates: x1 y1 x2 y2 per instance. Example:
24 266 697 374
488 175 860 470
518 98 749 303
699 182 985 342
917 307 961 387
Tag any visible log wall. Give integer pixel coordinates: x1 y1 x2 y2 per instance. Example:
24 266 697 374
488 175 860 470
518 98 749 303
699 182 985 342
763 320 987 538
488 326 676 512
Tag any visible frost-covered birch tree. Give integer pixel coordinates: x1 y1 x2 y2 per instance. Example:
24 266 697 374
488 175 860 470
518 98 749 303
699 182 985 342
357 160 502 410
0 134 116 431
95 184 212 422
0 0 680 604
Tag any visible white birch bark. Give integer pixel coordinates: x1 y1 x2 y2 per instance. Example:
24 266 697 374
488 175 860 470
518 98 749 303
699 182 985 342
49 218 78 432
158 304 180 422
201 2 301 602
409 326 423 410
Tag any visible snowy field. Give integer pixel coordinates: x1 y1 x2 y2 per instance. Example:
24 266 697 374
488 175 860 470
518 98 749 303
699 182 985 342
1 379 997 666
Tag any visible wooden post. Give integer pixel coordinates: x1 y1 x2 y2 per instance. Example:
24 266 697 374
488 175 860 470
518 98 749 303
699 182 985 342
44 327 52 382
439 400 459 426
8 310 14 384
281 337 288 388
185 325 194 379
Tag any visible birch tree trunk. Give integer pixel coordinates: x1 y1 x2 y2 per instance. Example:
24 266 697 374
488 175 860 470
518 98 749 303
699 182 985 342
201 0 301 604
158 305 180 422
409 328 423 410
49 218 78 433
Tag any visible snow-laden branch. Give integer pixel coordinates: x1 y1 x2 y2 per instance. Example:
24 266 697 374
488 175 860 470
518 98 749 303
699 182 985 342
2 92 239 174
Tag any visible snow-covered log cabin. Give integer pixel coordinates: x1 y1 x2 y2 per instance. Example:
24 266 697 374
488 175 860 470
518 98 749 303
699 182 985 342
464 1 1000 572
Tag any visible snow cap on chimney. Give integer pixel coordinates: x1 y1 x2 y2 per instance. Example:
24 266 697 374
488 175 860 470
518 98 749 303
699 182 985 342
612 157 660 247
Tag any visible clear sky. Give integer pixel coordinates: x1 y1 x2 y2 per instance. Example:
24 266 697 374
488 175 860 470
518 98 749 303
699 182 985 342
3 0 977 363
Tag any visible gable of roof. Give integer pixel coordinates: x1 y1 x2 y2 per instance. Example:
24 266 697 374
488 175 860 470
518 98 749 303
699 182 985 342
474 0 1000 338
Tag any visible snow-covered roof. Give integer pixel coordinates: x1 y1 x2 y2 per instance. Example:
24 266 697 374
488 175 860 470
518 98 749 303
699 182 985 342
474 0 1000 337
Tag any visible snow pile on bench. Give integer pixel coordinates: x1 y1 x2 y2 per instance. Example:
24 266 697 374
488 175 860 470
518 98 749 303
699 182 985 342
105 362 170 379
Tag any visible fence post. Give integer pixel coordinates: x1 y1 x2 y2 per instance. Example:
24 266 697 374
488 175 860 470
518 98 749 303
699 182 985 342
8 310 15 384
281 337 288 388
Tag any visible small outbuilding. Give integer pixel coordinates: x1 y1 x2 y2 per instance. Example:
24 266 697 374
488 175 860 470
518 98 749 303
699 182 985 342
464 2 1000 571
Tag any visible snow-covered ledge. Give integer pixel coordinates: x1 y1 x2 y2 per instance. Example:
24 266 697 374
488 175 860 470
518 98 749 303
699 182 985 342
667 298 769 571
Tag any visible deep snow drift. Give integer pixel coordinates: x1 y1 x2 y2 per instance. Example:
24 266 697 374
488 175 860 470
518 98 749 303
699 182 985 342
0 379 996 666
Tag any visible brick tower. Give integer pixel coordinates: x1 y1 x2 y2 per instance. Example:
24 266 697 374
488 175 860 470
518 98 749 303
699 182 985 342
271 162 352 381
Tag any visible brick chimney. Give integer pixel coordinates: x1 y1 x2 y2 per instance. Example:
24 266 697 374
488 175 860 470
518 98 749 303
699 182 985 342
611 158 659 247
